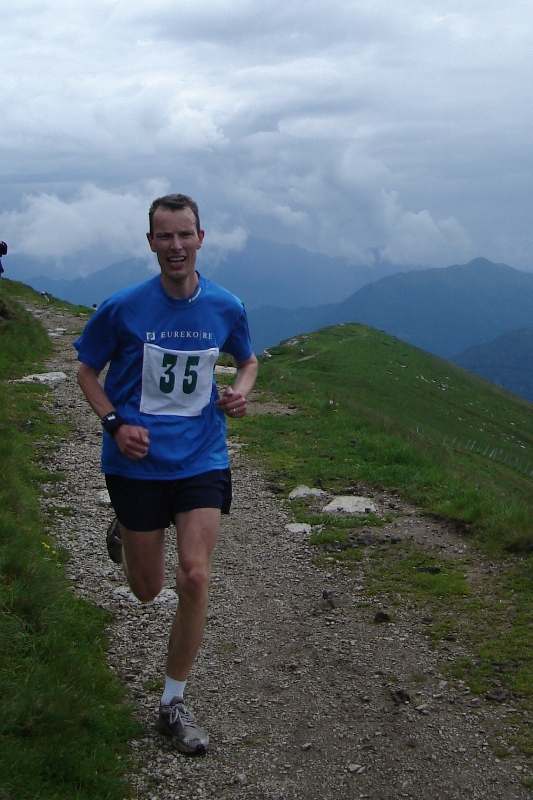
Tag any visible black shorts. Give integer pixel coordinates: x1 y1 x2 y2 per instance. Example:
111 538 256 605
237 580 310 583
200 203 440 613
105 469 232 532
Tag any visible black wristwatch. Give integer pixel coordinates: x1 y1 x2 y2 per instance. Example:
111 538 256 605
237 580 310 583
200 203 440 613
101 411 125 436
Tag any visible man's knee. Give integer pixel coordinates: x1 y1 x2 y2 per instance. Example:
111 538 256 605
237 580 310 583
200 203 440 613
177 564 209 598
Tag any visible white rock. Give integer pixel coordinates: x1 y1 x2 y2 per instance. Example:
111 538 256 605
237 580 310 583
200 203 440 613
113 587 140 603
289 485 326 499
285 523 312 535
215 365 237 375
11 371 67 386
322 496 377 514
97 489 112 507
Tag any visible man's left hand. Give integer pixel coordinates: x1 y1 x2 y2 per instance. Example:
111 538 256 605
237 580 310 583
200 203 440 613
216 386 247 418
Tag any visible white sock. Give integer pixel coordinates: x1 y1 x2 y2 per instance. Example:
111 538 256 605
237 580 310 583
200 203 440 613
161 676 187 705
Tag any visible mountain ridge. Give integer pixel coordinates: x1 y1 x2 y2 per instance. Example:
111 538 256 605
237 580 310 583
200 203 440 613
248 257 533 359
9 237 407 310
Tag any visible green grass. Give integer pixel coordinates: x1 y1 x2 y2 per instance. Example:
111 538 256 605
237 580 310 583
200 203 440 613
364 539 533 755
0 277 91 316
234 323 533 757
238 325 533 553
0 282 139 799
367 544 471 600
291 503 385 530
309 528 353 546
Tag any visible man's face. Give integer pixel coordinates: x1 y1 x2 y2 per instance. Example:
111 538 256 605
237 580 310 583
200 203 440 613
147 207 204 290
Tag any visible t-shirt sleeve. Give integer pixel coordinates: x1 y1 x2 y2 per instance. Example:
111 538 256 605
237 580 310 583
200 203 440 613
221 305 254 363
73 299 121 371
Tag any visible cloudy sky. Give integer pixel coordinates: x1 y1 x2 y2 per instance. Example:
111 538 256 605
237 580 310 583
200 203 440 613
1 0 532 276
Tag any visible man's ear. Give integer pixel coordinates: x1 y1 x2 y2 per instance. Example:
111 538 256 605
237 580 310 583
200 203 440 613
146 232 155 251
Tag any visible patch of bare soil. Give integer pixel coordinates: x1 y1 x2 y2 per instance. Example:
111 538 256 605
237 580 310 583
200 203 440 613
30 303 532 800
246 390 299 416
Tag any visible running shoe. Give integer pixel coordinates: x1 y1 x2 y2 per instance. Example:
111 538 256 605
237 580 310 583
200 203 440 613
157 697 209 755
106 517 122 564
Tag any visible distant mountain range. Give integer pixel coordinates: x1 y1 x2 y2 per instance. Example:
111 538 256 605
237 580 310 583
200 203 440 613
453 328 533 402
206 239 406 309
247 258 533 358
10 238 404 310
19 258 154 307
9 246 533 403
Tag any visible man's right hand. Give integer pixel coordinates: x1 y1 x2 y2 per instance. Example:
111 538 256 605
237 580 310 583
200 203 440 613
114 425 150 459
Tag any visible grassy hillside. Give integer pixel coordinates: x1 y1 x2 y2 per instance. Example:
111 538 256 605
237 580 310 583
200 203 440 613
240 323 533 553
0 280 138 799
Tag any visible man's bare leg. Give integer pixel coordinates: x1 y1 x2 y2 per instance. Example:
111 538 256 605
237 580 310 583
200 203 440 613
167 507 220 680
154 508 219 754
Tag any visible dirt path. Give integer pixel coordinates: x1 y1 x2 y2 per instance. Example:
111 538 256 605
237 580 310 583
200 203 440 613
31 303 531 800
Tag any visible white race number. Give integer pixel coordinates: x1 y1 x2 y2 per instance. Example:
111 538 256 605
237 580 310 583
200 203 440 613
140 343 219 416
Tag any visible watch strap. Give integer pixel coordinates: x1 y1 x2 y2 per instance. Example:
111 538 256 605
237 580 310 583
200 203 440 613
101 411 125 436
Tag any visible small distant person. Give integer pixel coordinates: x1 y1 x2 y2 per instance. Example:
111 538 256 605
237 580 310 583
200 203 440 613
0 241 7 277
74 193 258 755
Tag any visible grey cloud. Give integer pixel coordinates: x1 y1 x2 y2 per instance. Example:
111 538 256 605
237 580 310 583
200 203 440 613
0 182 167 263
122 0 396 54
1 0 533 271
0 182 249 274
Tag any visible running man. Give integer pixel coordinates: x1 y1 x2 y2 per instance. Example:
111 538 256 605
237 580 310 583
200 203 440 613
74 193 258 754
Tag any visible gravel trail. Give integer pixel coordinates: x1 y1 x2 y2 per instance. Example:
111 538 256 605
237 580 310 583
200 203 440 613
32 304 531 800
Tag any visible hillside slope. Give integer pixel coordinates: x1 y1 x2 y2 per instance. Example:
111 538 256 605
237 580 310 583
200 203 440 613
0 281 136 800
240 322 533 551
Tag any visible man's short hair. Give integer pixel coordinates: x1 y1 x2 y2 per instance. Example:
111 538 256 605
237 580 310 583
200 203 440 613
148 194 201 235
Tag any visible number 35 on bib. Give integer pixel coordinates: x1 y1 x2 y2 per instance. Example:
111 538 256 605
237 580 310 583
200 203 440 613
140 343 219 417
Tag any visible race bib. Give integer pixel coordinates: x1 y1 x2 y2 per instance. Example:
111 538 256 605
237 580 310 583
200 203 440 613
140 343 219 417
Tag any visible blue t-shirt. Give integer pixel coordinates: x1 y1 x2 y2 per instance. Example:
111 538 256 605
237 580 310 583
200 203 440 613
74 274 253 479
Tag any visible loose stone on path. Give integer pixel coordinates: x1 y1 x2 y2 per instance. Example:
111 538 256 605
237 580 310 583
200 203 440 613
322 496 377 514
288 485 326 499
285 523 312 535
11 371 67 385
